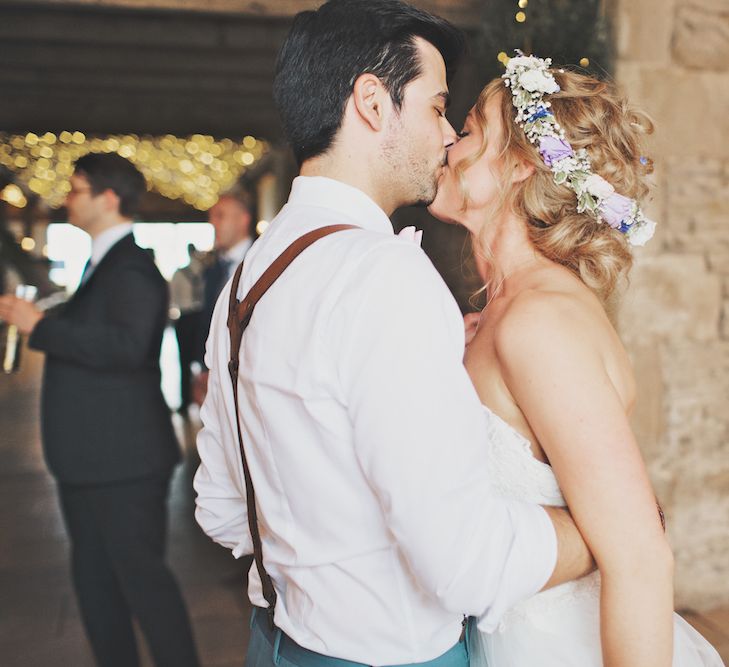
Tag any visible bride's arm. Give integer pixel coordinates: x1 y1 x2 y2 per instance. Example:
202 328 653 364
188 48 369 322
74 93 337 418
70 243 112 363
495 293 673 667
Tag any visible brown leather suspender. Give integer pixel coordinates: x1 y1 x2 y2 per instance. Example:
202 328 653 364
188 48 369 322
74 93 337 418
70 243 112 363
226 224 358 630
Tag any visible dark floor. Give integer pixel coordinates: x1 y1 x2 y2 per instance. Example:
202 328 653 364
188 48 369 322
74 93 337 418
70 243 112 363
1 344 728 666
0 347 252 667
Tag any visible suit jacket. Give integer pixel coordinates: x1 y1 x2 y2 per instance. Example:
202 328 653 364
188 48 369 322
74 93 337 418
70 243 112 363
194 255 229 365
195 248 250 365
29 233 180 485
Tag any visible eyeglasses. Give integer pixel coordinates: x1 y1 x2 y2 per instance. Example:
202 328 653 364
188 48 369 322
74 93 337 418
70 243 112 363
67 187 93 197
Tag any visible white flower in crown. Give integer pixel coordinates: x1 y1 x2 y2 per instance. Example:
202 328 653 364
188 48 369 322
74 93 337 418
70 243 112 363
507 55 543 70
502 51 658 248
584 174 615 200
519 68 561 94
625 219 657 247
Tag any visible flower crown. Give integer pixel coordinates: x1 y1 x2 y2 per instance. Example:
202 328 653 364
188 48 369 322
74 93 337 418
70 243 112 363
502 53 656 247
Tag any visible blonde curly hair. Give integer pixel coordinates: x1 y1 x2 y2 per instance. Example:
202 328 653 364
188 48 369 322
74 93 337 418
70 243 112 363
457 69 655 303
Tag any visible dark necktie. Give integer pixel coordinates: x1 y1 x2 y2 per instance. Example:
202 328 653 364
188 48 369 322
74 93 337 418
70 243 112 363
79 259 94 285
216 257 234 294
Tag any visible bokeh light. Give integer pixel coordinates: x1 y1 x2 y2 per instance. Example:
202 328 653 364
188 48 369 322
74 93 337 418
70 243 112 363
0 183 28 208
0 132 268 211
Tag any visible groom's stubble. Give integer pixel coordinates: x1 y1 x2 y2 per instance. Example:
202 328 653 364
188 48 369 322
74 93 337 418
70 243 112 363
381 103 444 209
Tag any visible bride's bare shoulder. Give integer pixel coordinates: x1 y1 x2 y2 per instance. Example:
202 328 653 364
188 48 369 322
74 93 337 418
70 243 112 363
490 271 611 379
492 280 636 409
493 284 589 345
494 261 606 335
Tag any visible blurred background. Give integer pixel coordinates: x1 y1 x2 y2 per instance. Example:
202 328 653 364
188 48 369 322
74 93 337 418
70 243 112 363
0 1 727 665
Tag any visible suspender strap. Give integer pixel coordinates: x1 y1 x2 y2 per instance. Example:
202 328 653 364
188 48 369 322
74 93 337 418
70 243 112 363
226 224 358 630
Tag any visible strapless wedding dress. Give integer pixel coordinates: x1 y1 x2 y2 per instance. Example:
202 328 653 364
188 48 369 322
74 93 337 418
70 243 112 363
471 405 725 666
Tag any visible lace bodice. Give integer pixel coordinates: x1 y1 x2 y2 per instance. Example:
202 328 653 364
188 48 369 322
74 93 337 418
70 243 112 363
476 407 724 665
483 406 565 508
482 406 601 632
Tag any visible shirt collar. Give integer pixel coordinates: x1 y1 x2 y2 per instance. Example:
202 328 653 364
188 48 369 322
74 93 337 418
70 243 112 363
221 236 253 263
287 176 393 235
90 223 133 266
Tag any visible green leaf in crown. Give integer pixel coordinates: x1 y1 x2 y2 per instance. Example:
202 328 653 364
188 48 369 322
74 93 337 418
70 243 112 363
578 192 593 213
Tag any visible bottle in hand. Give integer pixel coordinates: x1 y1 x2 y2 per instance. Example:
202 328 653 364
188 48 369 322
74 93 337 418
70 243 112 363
2 284 38 374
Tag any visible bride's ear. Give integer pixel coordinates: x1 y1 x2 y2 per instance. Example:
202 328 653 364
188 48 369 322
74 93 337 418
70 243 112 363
510 158 535 185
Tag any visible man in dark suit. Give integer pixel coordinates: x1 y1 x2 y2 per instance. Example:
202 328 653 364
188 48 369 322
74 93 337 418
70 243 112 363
0 153 199 667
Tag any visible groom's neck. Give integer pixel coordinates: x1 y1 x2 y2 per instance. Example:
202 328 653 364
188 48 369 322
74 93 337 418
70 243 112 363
300 154 396 217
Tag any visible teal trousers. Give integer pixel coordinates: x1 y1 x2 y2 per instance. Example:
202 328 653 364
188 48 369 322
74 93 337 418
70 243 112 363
244 608 470 667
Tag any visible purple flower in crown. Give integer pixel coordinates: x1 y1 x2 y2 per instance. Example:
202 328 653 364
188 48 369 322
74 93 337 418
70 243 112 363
538 136 574 167
600 192 634 229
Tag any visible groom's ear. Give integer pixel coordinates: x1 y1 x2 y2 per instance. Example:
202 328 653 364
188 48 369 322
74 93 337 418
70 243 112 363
351 73 388 132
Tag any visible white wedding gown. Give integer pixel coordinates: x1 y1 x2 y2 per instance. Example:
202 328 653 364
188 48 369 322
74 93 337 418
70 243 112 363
470 405 725 667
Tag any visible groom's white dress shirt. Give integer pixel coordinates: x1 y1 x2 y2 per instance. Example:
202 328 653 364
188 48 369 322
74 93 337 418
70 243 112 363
194 176 557 665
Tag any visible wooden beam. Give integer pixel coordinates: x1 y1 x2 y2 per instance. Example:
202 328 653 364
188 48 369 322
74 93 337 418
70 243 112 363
1 92 282 138
10 0 482 27
0 6 291 50
0 42 278 76
0 1 483 137
21 0 324 15
0 68 275 95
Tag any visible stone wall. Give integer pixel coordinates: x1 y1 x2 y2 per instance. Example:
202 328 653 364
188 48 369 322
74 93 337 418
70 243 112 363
615 0 729 610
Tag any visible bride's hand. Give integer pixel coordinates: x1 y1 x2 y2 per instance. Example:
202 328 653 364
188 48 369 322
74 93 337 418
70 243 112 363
463 311 481 346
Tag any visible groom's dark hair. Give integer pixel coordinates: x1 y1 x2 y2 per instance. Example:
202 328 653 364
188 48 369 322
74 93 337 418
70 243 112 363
273 0 464 166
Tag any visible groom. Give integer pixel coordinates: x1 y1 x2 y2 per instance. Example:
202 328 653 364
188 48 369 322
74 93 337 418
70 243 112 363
194 2 593 666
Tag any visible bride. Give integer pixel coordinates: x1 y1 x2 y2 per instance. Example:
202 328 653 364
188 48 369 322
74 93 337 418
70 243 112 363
428 55 724 667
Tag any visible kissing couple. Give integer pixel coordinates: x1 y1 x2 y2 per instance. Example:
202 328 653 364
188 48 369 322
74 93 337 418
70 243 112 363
194 1 724 666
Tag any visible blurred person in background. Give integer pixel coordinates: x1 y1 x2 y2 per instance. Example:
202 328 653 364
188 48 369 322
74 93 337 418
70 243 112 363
169 242 206 415
0 152 199 667
191 187 253 404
